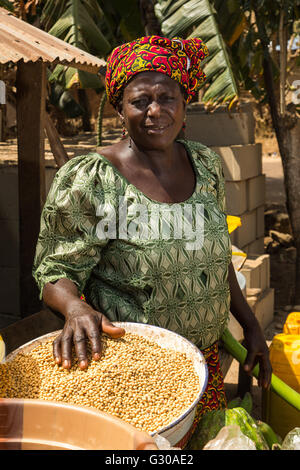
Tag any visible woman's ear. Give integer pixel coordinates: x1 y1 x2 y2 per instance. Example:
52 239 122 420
116 102 124 122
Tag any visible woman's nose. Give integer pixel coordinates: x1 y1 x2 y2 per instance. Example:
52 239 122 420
147 100 161 118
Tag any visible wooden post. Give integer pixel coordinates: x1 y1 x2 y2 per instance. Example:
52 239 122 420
16 61 47 317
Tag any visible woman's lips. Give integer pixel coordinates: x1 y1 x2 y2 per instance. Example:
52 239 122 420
144 124 171 135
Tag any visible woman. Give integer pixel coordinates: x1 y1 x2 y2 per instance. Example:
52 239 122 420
33 36 271 447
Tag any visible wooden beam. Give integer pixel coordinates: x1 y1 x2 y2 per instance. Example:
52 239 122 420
16 61 46 317
44 112 69 169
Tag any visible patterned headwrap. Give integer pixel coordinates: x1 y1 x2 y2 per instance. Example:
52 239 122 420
105 35 209 108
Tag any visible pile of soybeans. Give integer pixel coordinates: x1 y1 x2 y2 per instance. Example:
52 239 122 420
0 332 200 433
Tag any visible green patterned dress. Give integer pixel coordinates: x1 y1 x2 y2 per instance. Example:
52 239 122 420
33 139 232 350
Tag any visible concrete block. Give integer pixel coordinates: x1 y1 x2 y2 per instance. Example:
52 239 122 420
0 267 20 315
225 180 247 216
247 174 266 211
0 313 21 329
230 210 257 248
241 258 261 289
259 254 270 290
227 312 244 342
212 144 262 181
0 218 19 267
256 205 265 239
0 167 19 219
0 308 64 355
253 288 275 330
246 237 265 255
246 287 274 330
186 103 255 146
241 254 270 291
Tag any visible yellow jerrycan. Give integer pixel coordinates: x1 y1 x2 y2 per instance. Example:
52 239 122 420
283 312 300 335
262 333 300 439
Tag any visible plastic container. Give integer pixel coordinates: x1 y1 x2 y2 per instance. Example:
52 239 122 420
3 322 208 448
283 312 300 335
0 398 158 450
269 334 300 391
226 215 241 234
262 333 300 439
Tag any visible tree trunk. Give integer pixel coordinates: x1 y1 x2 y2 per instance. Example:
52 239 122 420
139 0 162 35
281 119 300 304
254 7 300 304
78 89 91 132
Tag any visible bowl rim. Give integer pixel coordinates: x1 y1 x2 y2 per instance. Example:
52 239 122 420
5 322 208 435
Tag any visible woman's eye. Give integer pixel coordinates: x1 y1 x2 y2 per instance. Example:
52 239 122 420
132 98 148 108
160 96 174 103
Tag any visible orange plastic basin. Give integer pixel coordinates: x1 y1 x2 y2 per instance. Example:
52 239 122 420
0 398 158 450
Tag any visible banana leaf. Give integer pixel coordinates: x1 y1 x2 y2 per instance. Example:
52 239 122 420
48 64 103 90
100 0 144 41
47 1 111 57
0 0 14 12
155 0 240 105
41 0 111 89
213 0 246 47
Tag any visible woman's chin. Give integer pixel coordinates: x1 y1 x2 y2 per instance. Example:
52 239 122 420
132 129 180 151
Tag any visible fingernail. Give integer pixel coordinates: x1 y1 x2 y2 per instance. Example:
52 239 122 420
79 360 87 369
63 360 70 368
93 353 101 360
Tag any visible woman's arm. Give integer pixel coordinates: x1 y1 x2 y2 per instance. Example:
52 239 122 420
228 262 272 389
43 278 125 370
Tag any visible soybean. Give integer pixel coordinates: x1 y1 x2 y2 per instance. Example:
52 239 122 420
0 333 200 433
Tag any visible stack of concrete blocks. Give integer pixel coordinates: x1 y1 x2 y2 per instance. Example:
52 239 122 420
0 164 20 326
186 103 274 338
0 161 57 327
241 254 274 331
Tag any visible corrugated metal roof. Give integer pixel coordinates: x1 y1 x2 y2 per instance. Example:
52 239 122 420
0 7 106 73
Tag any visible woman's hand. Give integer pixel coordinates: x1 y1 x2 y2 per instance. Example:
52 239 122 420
228 262 272 389
42 279 125 370
242 323 272 389
53 300 125 370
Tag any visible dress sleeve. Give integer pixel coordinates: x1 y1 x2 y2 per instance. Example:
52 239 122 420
33 155 110 299
211 149 227 214
187 140 227 214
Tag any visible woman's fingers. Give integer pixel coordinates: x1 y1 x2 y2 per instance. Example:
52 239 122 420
243 351 257 375
61 331 73 369
74 329 89 369
244 351 272 389
258 355 272 389
53 312 125 369
101 315 125 338
52 331 73 369
53 334 62 365
86 324 103 361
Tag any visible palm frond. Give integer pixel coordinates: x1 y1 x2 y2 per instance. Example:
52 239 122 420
0 0 14 12
41 0 111 89
155 0 240 104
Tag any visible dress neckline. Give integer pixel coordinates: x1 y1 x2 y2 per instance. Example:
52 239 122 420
93 139 199 205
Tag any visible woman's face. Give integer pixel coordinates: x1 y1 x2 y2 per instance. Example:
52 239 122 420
119 71 186 151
